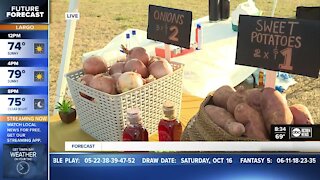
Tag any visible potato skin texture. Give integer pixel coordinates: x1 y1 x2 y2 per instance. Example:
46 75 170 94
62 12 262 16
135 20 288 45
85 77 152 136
205 105 245 137
227 88 263 114
227 91 246 114
212 85 236 109
245 88 263 111
234 103 268 140
290 104 314 125
261 88 293 133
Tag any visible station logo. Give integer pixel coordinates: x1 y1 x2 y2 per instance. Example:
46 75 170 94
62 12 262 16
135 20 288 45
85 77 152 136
290 127 312 138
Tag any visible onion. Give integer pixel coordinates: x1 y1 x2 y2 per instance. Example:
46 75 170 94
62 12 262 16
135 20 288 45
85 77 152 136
109 61 125 75
124 59 149 78
89 74 117 95
117 72 144 93
80 74 94 85
149 56 162 66
148 59 173 79
111 73 122 83
144 75 156 84
127 47 149 66
83 56 108 75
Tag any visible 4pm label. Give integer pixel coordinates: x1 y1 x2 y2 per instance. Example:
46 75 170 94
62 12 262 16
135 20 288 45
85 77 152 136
236 15 320 78
0 67 47 86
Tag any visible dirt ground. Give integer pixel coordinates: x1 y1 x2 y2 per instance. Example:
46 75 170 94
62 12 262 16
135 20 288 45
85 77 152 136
49 0 319 122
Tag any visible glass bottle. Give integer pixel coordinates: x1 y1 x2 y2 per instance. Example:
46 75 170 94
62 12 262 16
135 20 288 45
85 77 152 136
158 101 182 141
122 108 149 141
209 0 221 21
220 0 230 20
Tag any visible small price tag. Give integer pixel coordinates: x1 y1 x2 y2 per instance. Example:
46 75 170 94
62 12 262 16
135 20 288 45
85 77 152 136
147 5 192 49
236 15 320 78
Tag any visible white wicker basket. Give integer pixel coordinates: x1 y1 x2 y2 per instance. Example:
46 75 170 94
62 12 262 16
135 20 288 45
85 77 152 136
66 61 184 141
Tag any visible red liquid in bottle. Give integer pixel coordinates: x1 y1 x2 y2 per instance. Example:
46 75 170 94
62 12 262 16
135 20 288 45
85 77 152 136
158 119 182 141
158 101 182 141
122 108 149 141
123 124 149 141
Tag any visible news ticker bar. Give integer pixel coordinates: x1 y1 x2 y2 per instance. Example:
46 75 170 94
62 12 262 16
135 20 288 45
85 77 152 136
50 153 320 179
65 141 320 152
51 153 320 167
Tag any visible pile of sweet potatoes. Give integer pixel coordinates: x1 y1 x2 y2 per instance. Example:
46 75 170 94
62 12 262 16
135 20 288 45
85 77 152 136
205 85 314 140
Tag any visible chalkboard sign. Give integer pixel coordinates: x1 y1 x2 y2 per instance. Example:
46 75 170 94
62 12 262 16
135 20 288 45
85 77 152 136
236 15 320 78
147 5 192 49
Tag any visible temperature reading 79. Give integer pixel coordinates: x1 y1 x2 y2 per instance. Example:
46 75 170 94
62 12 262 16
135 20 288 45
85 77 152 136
8 98 25 106
8 70 25 78
8 42 25 50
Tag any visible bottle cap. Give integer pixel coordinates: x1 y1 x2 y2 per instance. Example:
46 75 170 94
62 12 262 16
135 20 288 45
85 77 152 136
126 33 130 39
132 30 136 35
163 100 174 111
163 101 176 119
197 24 201 29
127 108 141 123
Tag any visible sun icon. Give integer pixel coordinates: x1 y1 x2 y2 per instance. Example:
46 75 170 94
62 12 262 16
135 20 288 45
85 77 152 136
34 71 45 82
34 43 45 54
36 73 43 81
35 45 43 53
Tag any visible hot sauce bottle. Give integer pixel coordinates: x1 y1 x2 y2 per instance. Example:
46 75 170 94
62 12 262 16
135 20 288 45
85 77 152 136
158 101 182 141
122 108 149 141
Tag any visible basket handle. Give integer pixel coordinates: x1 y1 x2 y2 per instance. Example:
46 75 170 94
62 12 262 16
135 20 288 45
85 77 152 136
79 91 98 104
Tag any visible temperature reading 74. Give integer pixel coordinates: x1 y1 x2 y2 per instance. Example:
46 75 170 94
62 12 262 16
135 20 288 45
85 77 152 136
8 98 25 106
8 42 25 50
8 70 25 78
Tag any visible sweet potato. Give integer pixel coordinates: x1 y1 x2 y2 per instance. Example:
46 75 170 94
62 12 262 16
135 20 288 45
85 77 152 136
261 88 293 133
212 85 236 109
227 90 246 114
289 104 314 125
245 88 263 111
205 105 245 137
234 103 268 140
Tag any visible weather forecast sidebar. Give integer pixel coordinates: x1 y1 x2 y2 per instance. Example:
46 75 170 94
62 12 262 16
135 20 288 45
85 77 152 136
0 1 49 180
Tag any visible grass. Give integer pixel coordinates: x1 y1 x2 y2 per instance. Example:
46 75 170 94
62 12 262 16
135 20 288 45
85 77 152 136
50 0 320 119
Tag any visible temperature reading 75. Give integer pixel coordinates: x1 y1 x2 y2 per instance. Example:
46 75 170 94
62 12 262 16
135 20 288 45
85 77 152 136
8 98 25 106
8 42 25 50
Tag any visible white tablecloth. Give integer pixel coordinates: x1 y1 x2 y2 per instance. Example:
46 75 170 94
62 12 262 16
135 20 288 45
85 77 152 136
82 16 257 98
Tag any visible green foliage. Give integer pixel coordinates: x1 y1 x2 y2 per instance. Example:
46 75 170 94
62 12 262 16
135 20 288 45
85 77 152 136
55 99 73 113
